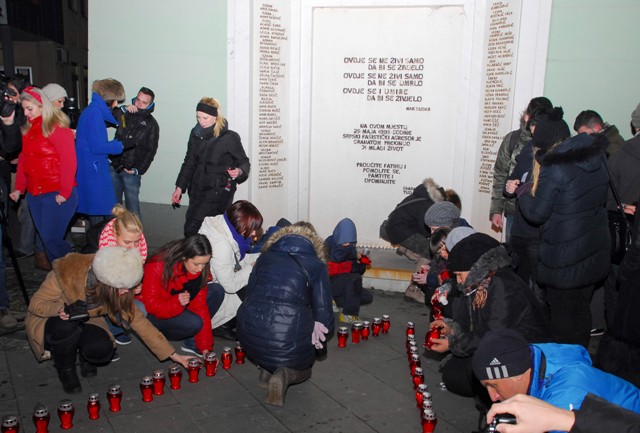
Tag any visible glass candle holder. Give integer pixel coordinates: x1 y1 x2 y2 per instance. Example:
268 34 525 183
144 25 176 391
140 376 154 402
406 334 416 351
337 327 348 348
1 415 19 433
422 409 438 433
381 315 391 333
32 404 50 433
153 369 166 395
57 399 74 430
222 347 233 370
351 322 363 344
415 384 428 408
361 321 370 340
87 393 100 420
371 318 382 337
406 321 415 336
424 326 443 349
204 352 219 377
107 384 122 412
168 364 182 390
235 342 246 364
412 367 424 390
188 358 201 383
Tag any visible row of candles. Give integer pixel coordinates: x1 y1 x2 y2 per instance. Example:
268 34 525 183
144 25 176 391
336 314 391 347
406 322 438 433
0 343 247 432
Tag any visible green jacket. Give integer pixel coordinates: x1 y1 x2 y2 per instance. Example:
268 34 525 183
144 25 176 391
490 123 532 217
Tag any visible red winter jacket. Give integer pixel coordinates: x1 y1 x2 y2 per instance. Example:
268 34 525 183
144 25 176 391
16 116 77 198
142 258 213 353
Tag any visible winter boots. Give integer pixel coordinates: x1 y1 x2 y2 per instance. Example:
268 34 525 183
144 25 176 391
265 367 312 407
257 367 272 389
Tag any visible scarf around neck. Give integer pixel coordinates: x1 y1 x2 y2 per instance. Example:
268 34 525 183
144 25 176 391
224 213 251 260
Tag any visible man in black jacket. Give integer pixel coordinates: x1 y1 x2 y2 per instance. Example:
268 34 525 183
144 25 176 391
0 81 22 330
110 87 160 220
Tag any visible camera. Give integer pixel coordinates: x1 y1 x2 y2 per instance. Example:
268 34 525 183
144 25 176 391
487 413 517 433
0 77 17 118
64 300 89 322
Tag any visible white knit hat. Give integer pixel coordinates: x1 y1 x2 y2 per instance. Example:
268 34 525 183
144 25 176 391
92 246 143 289
41 83 68 102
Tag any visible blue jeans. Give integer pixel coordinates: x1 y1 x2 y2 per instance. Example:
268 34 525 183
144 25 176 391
27 189 78 263
147 310 203 342
110 167 142 220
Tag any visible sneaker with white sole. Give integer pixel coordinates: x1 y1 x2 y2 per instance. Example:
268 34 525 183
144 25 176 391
114 333 132 345
111 349 120 362
332 300 340 313
180 341 203 358
0 309 17 329
339 313 361 324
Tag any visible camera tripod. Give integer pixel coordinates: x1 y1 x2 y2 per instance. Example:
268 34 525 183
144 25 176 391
0 188 30 307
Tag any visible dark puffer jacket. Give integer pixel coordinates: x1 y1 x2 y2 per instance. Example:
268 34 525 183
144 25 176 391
175 120 250 200
518 133 610 290
447 245 551 357
236 225 335 372
386 177 444 244
111 103 159 175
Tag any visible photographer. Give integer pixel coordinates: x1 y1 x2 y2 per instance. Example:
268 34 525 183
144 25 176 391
25 247 191 395
110 87 159 220
0 76 22 330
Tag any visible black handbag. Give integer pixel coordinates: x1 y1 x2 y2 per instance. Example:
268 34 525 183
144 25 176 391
605 158 633 265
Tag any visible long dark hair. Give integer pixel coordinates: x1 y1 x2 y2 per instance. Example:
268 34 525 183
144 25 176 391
151 235 212 287
226 200 263 238
85 276 135 325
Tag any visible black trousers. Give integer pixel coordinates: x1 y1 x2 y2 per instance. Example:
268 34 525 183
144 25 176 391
44 317 114 366
184 189 234 237
546 285 594 348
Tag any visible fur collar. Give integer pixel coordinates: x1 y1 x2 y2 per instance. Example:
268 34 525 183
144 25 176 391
459 245 513 291
423 177 445 203
263 224 327 262
536 133 607 167
52 253 95 301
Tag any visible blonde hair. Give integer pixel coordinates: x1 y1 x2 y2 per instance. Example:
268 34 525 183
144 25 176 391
530 141 561 196
198 97 226 138
111 204 143 238
20 88 70 137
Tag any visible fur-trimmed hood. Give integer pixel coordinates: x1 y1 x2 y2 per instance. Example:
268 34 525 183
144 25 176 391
263 224 327 262
536 132 607 172
52 253 95 302
420 177 445 203
457 245 514 291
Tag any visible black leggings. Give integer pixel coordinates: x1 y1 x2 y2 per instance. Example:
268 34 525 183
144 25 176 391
45 317 114 365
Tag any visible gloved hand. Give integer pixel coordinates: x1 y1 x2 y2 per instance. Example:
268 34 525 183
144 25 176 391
311 321 329 349
64 300 89 322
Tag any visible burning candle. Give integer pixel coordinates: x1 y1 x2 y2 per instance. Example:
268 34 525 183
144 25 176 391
361 321 370 340
235 342 246 364
140 376 154 402
1 415 19 433
57 400 74 430
168 364 182 390
381 315 391 333
337 327 348 348
371 318 382 337
351 322 363 344
152 369 166 395
87 393 100 420
204 352 219 377
221 347 233 370
32 404 50 433
187 358 201 383
107 384 123 412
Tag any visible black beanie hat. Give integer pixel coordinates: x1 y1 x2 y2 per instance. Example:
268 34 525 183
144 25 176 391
447 233 499 272
532 106 570 151
472 329 532 381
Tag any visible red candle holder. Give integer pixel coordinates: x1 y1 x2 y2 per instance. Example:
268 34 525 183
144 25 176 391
406 334 416 351
406 321 415 336
107 384 123 412
415 384 428 408
371 318 382 337
408 346 419 362
57 399 74 430
153 369 166 395
361 321 370 340
424 326 443 349
1 415 19 433
337 327 348 348
351 322 363 344
204 352 219 377
32 404 50 433
221 347 233 370
381 315 391 333
168 364 182 390
422 399 433 412
422 409 438 433
87 393 100 420
412 367 424 390
410 354 422 376
235 342 246 364
187 358 201 383
140 376 154 402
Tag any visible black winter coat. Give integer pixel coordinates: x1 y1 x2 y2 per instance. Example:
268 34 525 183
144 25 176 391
111 106 159 175
607 134 640 210
447 245 551 357
0 109 22 191
236 227 335 372
174 120 250 200
518 133 610 290
386 178 444 244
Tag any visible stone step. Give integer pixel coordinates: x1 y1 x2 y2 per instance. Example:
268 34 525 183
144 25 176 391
360 247 415 292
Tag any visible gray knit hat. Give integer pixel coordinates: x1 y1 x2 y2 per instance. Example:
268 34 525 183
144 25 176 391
424 202 460 228
445 226 476 252
42 83 67 102
631 103 640 129
92 246 143 289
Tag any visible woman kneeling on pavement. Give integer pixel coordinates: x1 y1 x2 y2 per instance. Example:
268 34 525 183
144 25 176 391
237 222 334 406
25 247 191 395
141 235 215 357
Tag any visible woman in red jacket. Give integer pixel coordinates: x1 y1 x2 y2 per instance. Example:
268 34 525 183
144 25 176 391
142 235 214 356
10 86 77 263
